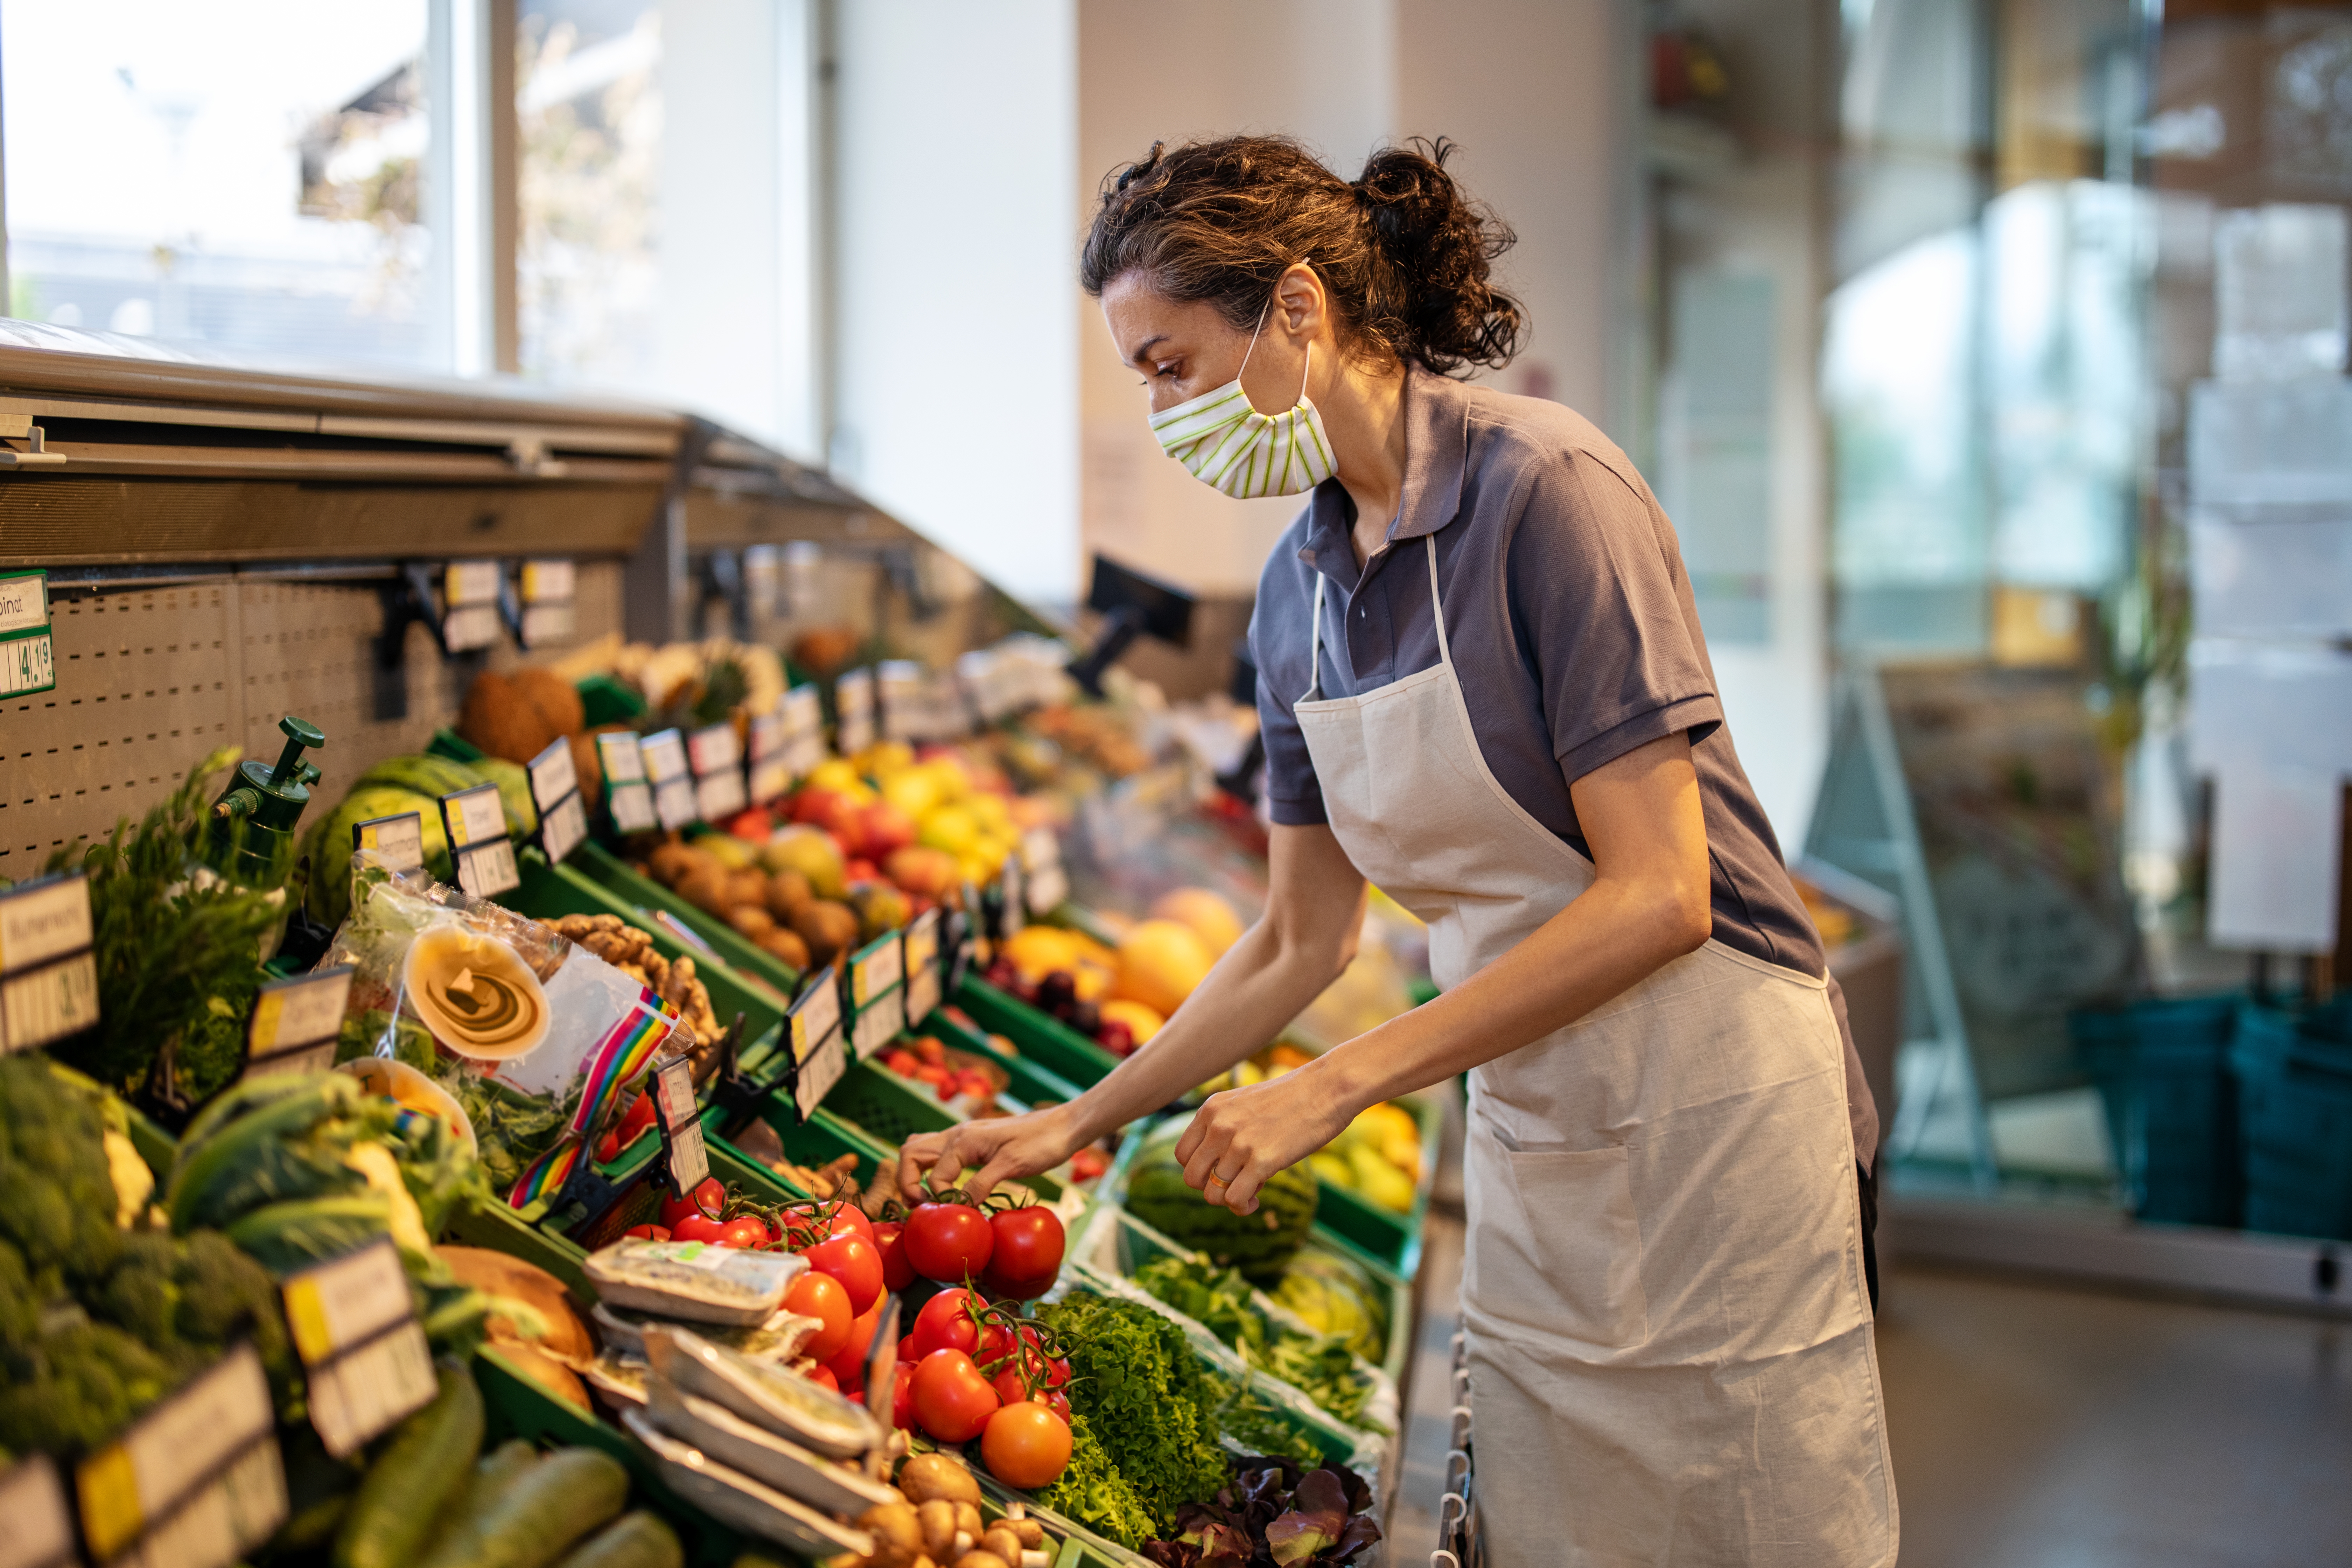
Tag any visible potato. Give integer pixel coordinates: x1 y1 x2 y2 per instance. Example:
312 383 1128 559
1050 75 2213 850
764 868 813 922
677 866 735 919
728 905 777 939
897 1454 982 1507
757 926 811 970
726 868 769 909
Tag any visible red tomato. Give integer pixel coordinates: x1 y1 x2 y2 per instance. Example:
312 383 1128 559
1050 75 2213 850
801 1234 884 1316
659 1177 727 1228
1042 1387 1071 1423
981 1401 1073 1490
717 1216 771 1250
1069 1147 1110 1183
889 1363 917 1429
897 1334 918 1363
873 1222 915 1291
806 1364 838 1393
623 1224 658 1240
668 1213 730 1245
620 1091 658 1142
596 1129 622 1163
903 1201 994 1283
911 1350 1000 1443
785 1271 853 1362
983 1206 1064 1294
824 1299 886 1389
973 1315 1017 1371
988 1332 1069 1405
954 1070 997 1102
911 1287 984 1359
882 1048 922 1077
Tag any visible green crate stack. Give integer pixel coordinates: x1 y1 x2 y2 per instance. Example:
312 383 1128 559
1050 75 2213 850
952 975 1124 1088
915 1004 1089 1108
568 839 810 1009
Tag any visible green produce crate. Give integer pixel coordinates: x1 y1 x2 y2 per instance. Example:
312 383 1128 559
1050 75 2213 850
427 726 486 764
716 1092 895 1204
443 1191 595 1306
1296 1090 1442 1278
973 1474 1153 1567
473 1345 755 1568
569 839 808 1010
508 854 791 1090
917 1004 1088 1108
953 975 1122 1088
817 1061 1071 1205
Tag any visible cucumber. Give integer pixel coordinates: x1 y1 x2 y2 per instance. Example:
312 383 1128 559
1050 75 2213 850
333 1361 485 1568
419 1440 542 1561
417 1446 630 1568
554 1511 682 1568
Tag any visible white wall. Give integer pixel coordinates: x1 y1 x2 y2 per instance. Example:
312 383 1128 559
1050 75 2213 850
832 0 1080 604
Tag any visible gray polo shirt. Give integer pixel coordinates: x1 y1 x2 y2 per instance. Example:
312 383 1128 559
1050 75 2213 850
1247 366 1878 1164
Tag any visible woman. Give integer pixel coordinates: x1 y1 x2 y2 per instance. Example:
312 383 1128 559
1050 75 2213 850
899 136 1897 1566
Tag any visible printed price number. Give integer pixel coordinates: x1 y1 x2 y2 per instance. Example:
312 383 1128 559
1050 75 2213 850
0 873 98 1057
793 1028 847 1120
519 559 576 602
788 965 842 1065
281 1239 434 1459
352 811 425 875
243 966 355 1080
75 1344 285 1568
441 784 519 899
850 934 903 1008
0 570 56 699
653 1055 709 1196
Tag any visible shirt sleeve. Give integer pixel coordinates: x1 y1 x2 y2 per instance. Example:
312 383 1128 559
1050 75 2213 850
1506 447 1723 784
1249 580 1327 827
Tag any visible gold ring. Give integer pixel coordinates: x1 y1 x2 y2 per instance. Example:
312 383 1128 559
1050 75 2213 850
1205 1172 1229 1189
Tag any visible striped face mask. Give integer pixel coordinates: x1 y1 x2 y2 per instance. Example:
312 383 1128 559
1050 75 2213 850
1147 301 1337 499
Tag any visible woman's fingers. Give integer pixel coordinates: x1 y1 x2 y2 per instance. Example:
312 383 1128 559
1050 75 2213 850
1180 1104 1236 1194
897 1130 948 1201
1219 1161 1266 1216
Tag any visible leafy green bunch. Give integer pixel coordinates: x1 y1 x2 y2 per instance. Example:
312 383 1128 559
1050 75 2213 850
1133 1254 1385 1433
1036 1292 1232 1538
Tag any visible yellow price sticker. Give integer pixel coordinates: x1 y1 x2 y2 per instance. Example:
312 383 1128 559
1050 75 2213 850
248 992 286 1054
77 1443 144 1561
284 1275 335 1366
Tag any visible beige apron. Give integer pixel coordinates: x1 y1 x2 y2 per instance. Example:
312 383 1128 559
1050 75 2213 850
1292 537 1896 1566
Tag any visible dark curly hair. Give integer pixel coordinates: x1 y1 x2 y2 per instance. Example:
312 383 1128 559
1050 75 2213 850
1080 135 1525 378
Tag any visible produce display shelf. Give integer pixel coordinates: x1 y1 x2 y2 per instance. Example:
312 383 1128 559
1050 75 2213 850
1301 1090 1444 1278
474 1345 758 1568
916 1003 1090 1108
952 975 1124 1088
809 1060 1073 1206
569 838 812 1011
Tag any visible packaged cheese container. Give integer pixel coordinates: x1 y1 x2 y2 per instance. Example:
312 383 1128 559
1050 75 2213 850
584 1238 805 1326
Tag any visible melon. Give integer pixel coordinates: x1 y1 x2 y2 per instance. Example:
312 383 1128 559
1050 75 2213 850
1110 920 1214 1017
1150 888 1244 957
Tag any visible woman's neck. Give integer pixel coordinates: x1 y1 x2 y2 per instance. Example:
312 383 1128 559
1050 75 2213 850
1319 355 1410 573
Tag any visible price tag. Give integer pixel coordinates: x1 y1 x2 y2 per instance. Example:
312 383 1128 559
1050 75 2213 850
836 668 875 756
0 1454 77 1568
653 777 699 832
520 602 575 647
793 1028 847 1119
694 769 747 823
443 560 503 606
439 784 519 899
998 857 1025 938
748 713 785 761
442 604 503 653
527 738 587 864
747 757 792 806
688 723 742 775
849 933 903 1008
75 1343 284 1568
782 684 822 744
281 1240 434 1459
519 559 576 602
652 1056 709 1196
639 729 690 783
788 965 841 1064
851 987 906 1062
746 714 791 805
0 570 56 699
352 811 426 875
0 873 98 1056
944 899 976 996
1022 827 1068 915
597 734 658 834
243 966 354 1080
903 909 941 1024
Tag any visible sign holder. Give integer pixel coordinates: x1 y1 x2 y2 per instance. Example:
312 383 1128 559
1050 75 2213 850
903 909 941 1026
688 722 747 822
440 783 520 900
747 712 791 806
351 811 427 876
0 1453 77 1568
241 965 355 1080
281 1238 435 1458
597 732 658 835
639 729 698 832
512 559 578 649
526 736 589 865
652 1055 710 1197
836 668 876 757
440 561 505 652
0 871 98 1057
73 1343 285 1568
0 569 56 698
784 964 845 1121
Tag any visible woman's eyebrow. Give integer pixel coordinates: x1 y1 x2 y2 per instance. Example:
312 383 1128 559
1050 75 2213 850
1128 334 1169 365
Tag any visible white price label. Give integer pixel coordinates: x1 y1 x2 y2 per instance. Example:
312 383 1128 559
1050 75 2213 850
653 777 699 832
788 966 841 1063
688 722 742 774
443 561 503 605
441 603 503 652
639 729 691 783
998 859 1025 937
1 953 98 1056
520 602 575 647
0 873 93 975
538 792 588 864
454 839 520 900
76 1345 279 1566
782 685 822 741
282 1240 433 1458
1022 827 1068 915
852 988 906 1061
695 769 747 823
519 559 576 602
851 937 903 1007
245 966 354 1077
598 732 648 785
528 737 580 808
0 631 54 696
794 1029 847 1119
903 910 940 1023
306 1324 434 1460
747 760 792 806
0 572 50 636
441 783 508 848
657 1057 710 1195
282 1239 414 1366
607 781 657 834
748 712 785 762
654 1056 699 1132
0 1455 76 1568
353 812 425 874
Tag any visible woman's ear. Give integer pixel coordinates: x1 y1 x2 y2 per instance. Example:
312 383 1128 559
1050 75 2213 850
1274 261 1325 340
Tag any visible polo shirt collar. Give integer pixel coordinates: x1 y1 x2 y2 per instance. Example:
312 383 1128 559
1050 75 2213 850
1296 364 1470 583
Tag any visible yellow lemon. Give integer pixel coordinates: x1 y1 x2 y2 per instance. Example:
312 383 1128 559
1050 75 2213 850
1149 887 1245 957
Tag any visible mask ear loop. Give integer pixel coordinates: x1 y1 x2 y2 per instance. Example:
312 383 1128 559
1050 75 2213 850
1237 260 1315 404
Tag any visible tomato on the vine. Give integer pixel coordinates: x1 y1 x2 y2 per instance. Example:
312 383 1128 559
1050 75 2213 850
668 1213 729 1245
785 1271 853 1362
716 1216 772 1250
910 1287 985 1359
824 1298 886 1389
910 1349 1000 1443
903 1199 994 1282
659 1177 726 1229
800 1233 883 1316
872 1221 915 1291
806 1364 839 1394
981 1401 1073 1490
981 1205 1065 1298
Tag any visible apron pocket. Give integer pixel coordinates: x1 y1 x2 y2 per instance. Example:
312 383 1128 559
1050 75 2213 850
1470 1130 1651 1350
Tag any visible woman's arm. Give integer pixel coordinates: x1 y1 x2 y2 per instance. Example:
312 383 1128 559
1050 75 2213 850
895 821 1370 1199
1174 730 1711 1213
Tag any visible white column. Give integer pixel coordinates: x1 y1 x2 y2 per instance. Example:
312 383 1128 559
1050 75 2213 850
427 0 500 377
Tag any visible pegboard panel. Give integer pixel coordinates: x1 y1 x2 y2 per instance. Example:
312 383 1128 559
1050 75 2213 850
1 561 623 876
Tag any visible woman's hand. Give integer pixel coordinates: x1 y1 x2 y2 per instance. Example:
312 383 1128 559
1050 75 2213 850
897 1104 1082 1203
1172 1065 1357 1216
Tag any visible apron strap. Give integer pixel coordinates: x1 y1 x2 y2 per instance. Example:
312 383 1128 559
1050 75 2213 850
1425 533 1452 667
1301 572 1327 704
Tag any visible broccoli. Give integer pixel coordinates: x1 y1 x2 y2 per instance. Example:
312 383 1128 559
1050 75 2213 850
168 1231 295 1409
0 1238 41 1355
0 1320 183 1456
0 1061 124 1286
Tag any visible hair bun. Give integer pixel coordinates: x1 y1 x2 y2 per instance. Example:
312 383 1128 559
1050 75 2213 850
1353 139 1523 374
